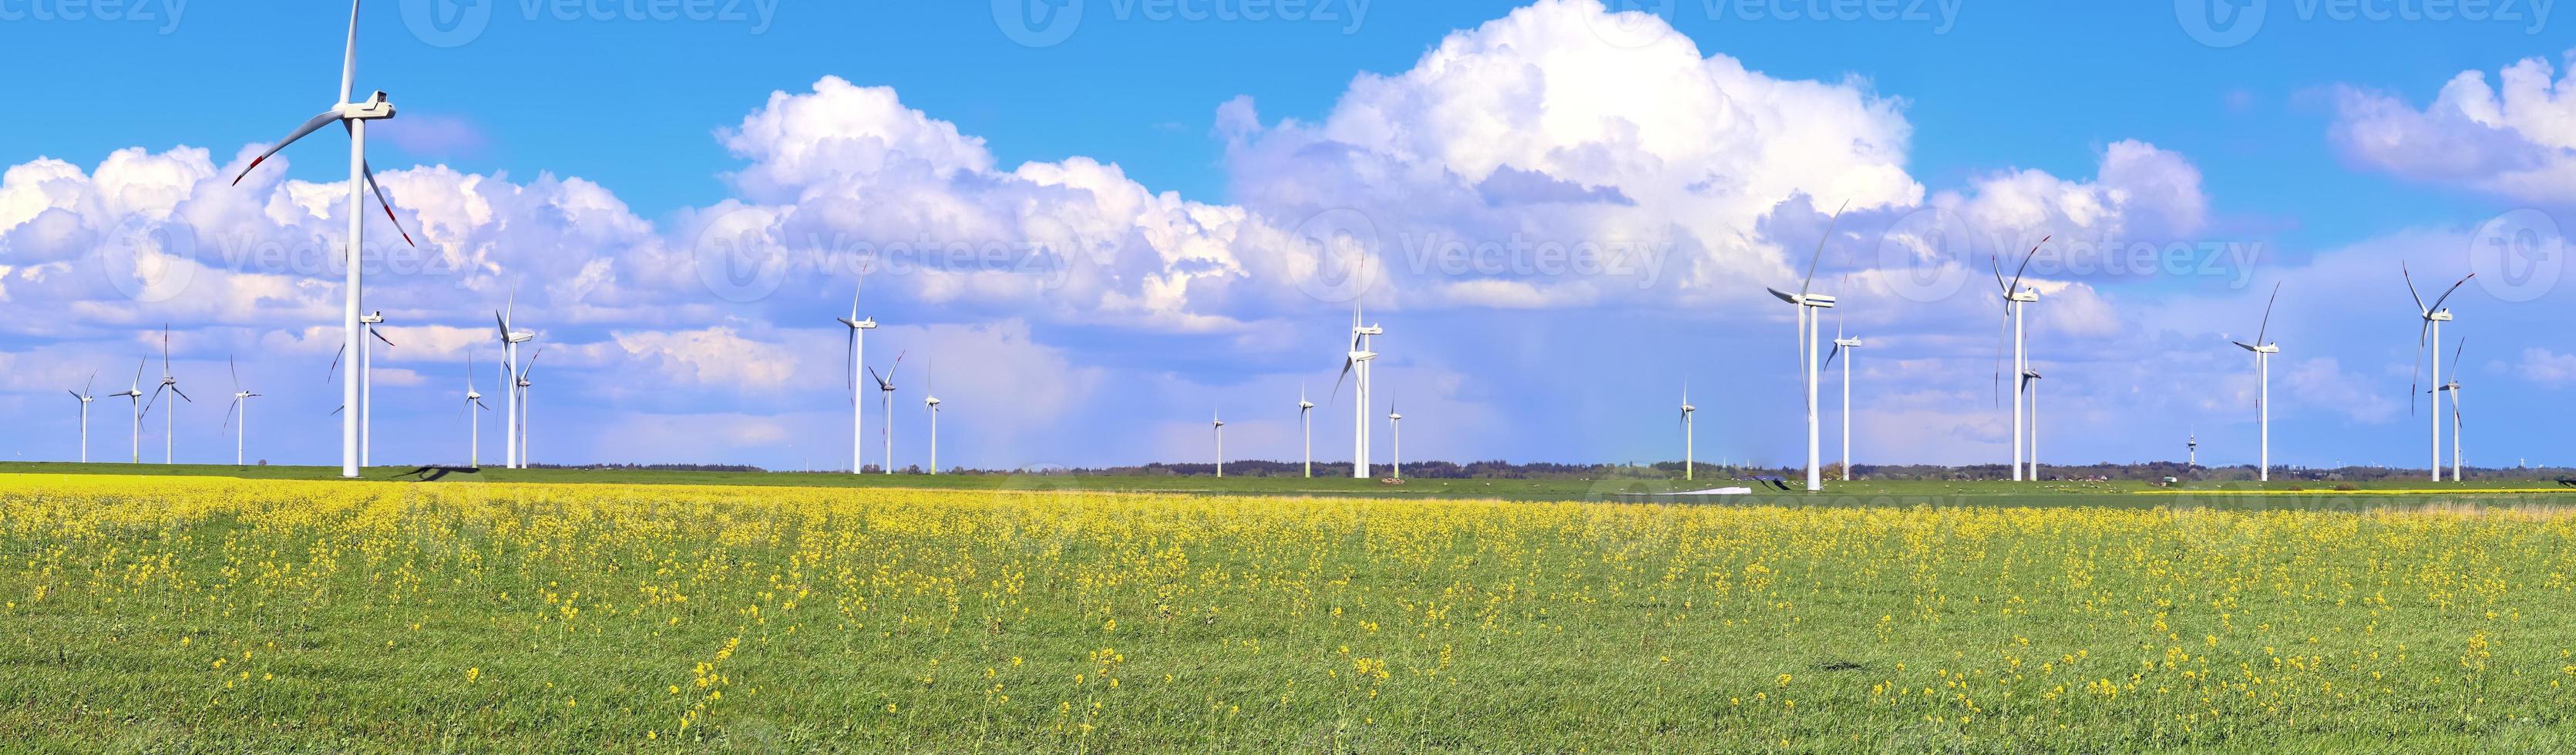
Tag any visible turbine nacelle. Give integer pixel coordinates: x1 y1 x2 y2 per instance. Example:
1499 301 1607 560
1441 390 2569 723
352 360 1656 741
839 317 879 331
1766 288 1837 308
2006 290 2040 304
2424 309 2453 323
342 91 397 120
1354 325 1384 336
1834 337 1864 348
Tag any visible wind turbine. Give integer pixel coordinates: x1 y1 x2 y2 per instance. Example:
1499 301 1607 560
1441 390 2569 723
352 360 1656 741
2435 338 2467 482
2187 428 2198 471
220 355 262 465
1212 412 1226 478
1989 240 2046 482
144 326 192 465
110 360 145 463
493 287 534 468
2405 263 2473 482
923 357 943 475
1387 397 1403 480
1332 302 1383 479
1299 387 1316 478
2230 284 2282 482
68 372 96 463
869 352 905 475
2023 370 2043 479
1764 201 1847 492
837 284 878 475
1679 383 1696 482
513 348 543 468
359 312 392 467
461 354 491 468
228 0 415 479
1824 304 1864 482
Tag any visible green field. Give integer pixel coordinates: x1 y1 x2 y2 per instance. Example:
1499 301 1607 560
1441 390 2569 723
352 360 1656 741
8 471 2576 752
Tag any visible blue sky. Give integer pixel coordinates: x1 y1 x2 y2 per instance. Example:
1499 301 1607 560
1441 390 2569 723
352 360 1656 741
1 0 2571 471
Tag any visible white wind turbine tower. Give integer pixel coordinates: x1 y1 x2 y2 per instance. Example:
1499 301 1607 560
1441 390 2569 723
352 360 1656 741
68 371 96 463
1764 201 1848 492
1823 301 1864 482
228 0 415 479
2229 284 2282 482
144 326 193 465
1332 303 1384 479
493 289 534 468
110 360 145 463
1679 383 1697 482
2405 264 2473 482
1299 388 1316 478
868 352 906 475
923 358 943 475
221 355 262 466
836 285 878 475
1989 240 2047 482
1387 396 1403 480
513 349 543 468
1212 412 1227 478
2434 339 2467 482
461 354 491 468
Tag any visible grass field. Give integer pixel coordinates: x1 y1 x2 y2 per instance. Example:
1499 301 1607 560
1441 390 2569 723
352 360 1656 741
8 472 2576 751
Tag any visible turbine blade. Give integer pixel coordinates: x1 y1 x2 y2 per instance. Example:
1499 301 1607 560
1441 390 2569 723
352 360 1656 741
2255 282 2279 347
371 326 395 348
1795 200 1849 296
339 0 362 104
1330 357 1354 404
2006 237 2047 295
2426 273 2476 314
2403 262 2426 314
326 344 345 384
1764 287 1799 305
2452 337 2467 376
86 371 96 397
360 158 415 247
2410 329 2426 416
230 110 343 186
229 354 240 392
173 387 192 403
223 399 239 432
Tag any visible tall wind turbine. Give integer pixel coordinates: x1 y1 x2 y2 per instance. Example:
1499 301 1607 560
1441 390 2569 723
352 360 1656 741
493 288 534 468
1824 304 1864 482
923 358 943 475
461 354 491 468
1298 388 1316 478
837 284 878 475
221 355 262 465
1387 397 1403 481
68 372 96 463
144 326 192 465
1679 383 1696 482
2188 428 2198 471
2436 339 2467 482
1333 303 1383 479
1764 201 1848 492
1989 240 2046 482
1212 412 1227 478
2230 284 2282 482
869 352 905 475
228 0 415 478
111 360 145 463
2405 264 2473 482
513 348 543 468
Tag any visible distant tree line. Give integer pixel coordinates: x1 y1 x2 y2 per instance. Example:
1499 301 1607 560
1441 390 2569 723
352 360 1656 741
527 460 2572 483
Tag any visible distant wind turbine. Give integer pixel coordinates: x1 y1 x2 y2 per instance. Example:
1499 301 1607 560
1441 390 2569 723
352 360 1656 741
68 371 96 463
1299 387 1316 478
360 312 391 467
869 352 906 475
836 283 878 475
1212 412 1227 478
110 360 145 463
2023 370 2043 479
2230 284 2282 482
461 353 491 468
2435 338 2468 482
2405 263 2473 482
1679 382 1696 482
1333 302 1384 479
493 287 536 468
220 355 262 465
514 348 543 467
923 357 943 475
1387 396 1403 481
1764 201 1847 492
228 0 415 478
143 326 192 465
1824 301 1863 482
